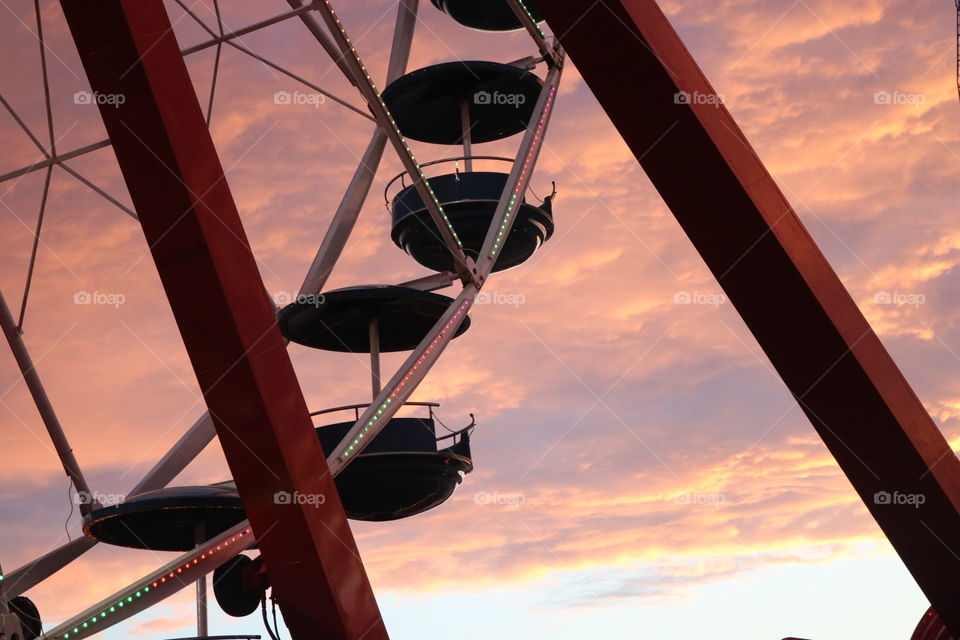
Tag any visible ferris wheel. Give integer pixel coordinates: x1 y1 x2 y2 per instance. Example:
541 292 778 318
0 0 562 638
5 0 960 639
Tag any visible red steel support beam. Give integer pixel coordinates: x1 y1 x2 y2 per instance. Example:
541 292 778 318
540 1 960 633
59 2 387 639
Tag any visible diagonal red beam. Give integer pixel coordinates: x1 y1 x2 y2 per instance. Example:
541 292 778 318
540 1 960 633
58 2 387 638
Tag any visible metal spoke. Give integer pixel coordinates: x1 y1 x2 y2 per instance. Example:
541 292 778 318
205 42 223 126
0 92 49 156
57 162 137 220
224 40 374 121
204 0 225 126
0 138 110 184
33 0 56 155
173 0 218 38
16 165 53 330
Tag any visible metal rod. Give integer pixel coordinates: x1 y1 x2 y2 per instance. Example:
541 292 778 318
309 401 439 417
0 93 49 157
223 40 373 121
58 162 138 219
385 0 419 81
299 133 387 294
460 100 473 172
297 0 420 296
0 139 111 184
34 0 56 157
205 41 223 126
128 415 215 496
2 537 97 599
383 156 515 203
17 164 53 329
397 271 456 292
0 290 97 514
195 522 208 638
369 318 381 398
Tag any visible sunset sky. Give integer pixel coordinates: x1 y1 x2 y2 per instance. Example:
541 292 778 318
2 0 960 638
